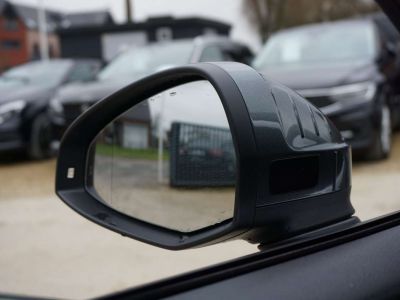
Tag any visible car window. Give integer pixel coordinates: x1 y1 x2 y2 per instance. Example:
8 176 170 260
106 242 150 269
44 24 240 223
253 21 376 69
199 45 226 62
0 60 72 88
98 41 194 81
67 62 99 83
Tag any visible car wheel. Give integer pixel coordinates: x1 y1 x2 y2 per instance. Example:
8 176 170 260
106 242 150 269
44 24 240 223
28 113 53 160
365 103 392 160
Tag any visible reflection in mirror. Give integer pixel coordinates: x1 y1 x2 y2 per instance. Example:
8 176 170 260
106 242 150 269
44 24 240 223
91 80 236 232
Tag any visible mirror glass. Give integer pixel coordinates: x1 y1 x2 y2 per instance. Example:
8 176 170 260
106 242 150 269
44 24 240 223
90 80 236 232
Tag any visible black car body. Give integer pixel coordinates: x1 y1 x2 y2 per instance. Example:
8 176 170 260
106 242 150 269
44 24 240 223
48 36 253 148
0 59 101 159
253 14 400 159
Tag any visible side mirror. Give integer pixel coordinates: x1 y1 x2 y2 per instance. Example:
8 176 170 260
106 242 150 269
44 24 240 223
56 62 354 250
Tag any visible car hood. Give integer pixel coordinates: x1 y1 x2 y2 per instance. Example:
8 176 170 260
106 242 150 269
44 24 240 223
0 85 54 104
55 77 144 105
259 61 378 90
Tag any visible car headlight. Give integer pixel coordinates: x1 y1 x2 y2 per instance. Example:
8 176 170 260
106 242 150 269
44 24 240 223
329 82 377 102
0 100 26 124
49 96 63 114
298 82 377 103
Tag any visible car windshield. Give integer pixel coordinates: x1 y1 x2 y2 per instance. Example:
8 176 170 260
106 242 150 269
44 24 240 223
253 21 376 69
0 60 72 88
98 41 194 81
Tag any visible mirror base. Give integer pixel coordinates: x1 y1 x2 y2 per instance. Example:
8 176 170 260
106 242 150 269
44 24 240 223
257 216 360 251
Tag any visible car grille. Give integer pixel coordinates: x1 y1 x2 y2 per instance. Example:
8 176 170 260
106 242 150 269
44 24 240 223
304 96 334 108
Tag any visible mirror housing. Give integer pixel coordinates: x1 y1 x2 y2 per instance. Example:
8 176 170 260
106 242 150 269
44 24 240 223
56 62 354 250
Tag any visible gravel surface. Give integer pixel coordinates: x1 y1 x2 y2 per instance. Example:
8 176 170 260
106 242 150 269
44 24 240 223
1 135 400 299
351 135 400 220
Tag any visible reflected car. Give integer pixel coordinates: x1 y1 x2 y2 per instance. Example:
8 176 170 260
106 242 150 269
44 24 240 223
48 36 253 150
0 59 101 159
253 14 400 160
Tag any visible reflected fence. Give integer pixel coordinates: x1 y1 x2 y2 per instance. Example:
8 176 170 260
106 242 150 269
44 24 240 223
169 122 236 187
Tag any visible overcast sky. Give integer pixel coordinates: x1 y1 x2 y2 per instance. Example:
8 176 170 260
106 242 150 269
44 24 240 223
10 0 261 50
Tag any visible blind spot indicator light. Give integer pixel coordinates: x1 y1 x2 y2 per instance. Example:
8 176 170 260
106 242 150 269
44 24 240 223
67 168 75 179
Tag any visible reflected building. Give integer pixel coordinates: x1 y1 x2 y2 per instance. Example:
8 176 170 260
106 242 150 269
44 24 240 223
116 101 152 150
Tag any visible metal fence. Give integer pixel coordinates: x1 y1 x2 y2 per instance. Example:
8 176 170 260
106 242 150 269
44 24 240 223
169 122 236 187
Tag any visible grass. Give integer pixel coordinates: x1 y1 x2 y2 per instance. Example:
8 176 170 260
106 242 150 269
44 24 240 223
96 144 169 161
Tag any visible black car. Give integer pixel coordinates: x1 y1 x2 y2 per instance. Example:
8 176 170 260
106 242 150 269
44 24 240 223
48 36 253 149
253 15 400 160
0 59 101 159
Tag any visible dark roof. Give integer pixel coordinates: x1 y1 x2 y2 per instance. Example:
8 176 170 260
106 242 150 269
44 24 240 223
58 16 231 35
14 3 62 31
0 0 18 18
121 102 151 123
62 11 114 28
5 1 114 31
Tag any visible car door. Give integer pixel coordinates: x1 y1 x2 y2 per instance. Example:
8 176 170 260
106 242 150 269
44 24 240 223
92 1 400 299
98 212 400 299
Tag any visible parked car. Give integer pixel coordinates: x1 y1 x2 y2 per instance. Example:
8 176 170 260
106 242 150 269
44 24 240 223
253 14 400 160
48 36 253 150
0 59 101 159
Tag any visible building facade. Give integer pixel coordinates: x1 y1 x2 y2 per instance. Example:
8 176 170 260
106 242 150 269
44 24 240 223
0 0 231 71
0 0 114 72
58 16 231 62
0 1 26 70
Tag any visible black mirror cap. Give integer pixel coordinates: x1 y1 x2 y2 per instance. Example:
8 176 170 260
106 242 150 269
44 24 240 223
55 62 354 250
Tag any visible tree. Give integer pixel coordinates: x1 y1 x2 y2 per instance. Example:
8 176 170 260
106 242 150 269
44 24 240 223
243 0 379 43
